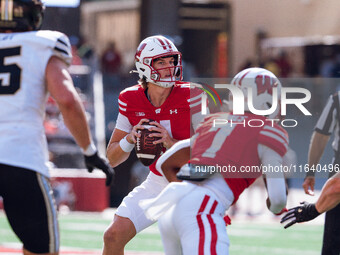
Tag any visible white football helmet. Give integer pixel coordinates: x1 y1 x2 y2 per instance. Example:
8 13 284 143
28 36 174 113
229 67 282 118
134 35 182 88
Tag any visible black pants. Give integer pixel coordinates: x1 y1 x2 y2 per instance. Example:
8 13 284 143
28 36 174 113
0 163 59 253
321 156 340 255
322 203 340 255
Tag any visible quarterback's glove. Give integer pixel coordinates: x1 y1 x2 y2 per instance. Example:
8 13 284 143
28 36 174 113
84 152 114 186
280 201 320 229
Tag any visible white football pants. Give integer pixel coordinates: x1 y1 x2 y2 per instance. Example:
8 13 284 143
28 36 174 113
158 184 230 255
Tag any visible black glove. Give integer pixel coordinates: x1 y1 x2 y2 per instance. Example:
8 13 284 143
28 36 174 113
84 152 114 186
280 201 320 229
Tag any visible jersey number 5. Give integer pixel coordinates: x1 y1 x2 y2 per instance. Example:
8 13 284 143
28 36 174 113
0 47 21 95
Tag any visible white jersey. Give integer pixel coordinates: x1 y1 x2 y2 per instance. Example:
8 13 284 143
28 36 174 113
0 30 72 177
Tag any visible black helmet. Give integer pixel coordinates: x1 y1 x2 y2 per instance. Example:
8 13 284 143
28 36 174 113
0 0 45 32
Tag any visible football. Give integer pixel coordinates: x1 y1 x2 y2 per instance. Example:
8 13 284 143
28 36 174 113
135 122 163 166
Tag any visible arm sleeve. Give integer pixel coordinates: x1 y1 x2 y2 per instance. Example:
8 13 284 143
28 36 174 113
258 124 289 157
315 94 337 135
114 113 132 133
258 144 287 214
156 139 191 176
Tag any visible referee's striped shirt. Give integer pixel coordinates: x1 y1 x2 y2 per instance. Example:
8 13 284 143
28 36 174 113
315 92 340 153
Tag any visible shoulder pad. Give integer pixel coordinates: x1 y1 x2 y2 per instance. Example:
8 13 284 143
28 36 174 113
120 84 141 95
36 30 72 66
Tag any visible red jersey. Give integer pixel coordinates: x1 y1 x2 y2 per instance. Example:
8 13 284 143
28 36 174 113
190 112 289 203
118 82 203 175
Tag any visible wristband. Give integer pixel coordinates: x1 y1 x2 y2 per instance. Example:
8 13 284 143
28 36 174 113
82 142 97 156
307 203 321 219
119 135 135 152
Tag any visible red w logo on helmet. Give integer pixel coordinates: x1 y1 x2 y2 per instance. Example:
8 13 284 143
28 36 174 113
255 75 278 95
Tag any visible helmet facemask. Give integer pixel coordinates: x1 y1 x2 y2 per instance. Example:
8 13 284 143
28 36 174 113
148 53 183 88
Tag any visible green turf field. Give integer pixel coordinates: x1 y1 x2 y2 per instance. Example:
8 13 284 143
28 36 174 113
0 211 323 254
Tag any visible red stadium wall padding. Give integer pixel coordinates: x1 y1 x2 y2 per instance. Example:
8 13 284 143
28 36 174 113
0 169 109 212
51 168 109 212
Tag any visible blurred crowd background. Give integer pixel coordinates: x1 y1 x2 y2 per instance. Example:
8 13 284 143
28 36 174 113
41 0 340 209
